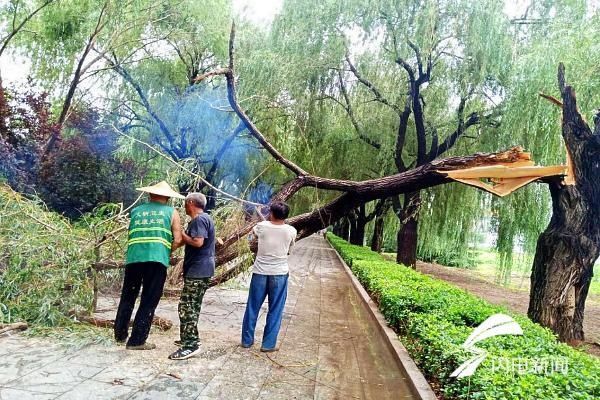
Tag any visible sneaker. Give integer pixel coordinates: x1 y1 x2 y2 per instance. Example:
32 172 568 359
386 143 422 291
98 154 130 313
240 342 253 349
126 343 156 350
173 339 182 346
260 347 279 353
168 347 201 360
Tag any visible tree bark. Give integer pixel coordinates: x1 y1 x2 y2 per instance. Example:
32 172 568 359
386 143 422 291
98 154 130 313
527 64 600 343
349 204 367 245
370 214 385 252
338 218 350 242
396 191 421 267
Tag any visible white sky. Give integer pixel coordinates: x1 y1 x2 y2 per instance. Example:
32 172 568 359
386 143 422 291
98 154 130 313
1 0 598 86
233 0 283 25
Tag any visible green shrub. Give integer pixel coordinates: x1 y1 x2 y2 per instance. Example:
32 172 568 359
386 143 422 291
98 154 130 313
326 233 600 399
0 185 125 328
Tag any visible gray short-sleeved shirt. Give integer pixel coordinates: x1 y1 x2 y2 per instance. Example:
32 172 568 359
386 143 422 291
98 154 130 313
183 213 215 278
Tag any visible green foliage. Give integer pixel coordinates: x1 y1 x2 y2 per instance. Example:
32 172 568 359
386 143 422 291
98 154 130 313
0 185 95 326
327 233 600 399
485 8 600 270
243 0 516 263
37 109 143 218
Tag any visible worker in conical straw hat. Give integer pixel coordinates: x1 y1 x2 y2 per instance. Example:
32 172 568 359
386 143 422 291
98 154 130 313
114 181 184 350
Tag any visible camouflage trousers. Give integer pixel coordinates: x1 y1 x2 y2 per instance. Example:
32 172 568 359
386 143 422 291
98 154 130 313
178 277 210 349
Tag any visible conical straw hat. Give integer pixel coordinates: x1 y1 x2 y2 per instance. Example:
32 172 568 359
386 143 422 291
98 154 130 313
136 181 185 199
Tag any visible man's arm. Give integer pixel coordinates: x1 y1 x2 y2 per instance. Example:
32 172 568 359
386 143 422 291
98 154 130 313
287 227 297 255
182 232 204 248
182 216 207 248
171 211 184 251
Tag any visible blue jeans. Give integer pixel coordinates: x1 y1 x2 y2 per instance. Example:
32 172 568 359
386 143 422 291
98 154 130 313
241 273 288 350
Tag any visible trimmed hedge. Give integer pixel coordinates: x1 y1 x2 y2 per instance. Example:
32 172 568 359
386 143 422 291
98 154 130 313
327 233 600 400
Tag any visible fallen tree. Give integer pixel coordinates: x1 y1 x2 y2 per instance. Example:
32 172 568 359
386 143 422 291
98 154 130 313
97 25 598 345
211 24 566 265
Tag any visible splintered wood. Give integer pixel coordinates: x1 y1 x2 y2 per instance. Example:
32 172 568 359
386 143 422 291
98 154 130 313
438 149 574 197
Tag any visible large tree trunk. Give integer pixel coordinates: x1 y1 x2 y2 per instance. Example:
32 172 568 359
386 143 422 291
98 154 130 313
396 216 418 267
335 218 350 241
527 65 600 343
396 191 421 267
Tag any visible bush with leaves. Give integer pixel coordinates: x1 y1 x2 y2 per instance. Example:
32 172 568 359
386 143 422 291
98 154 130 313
0 84 54 192
37 108 143 218
327 234 600 399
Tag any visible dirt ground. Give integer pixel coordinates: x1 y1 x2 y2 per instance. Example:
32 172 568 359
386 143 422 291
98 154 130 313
416 261 600 357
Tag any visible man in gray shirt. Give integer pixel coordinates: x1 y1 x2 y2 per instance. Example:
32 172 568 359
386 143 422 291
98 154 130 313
169 192 215 360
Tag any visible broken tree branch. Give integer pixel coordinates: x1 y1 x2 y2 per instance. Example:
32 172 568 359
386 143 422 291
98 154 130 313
224 23 307 176
0 322 28 335
539 92 563 108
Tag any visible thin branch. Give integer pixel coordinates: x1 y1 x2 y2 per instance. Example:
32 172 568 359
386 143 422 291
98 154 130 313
104 55 183 159
344 53 400 114
110 124 263 206
0 0 55 58
336 69 381 150
224 23 307 176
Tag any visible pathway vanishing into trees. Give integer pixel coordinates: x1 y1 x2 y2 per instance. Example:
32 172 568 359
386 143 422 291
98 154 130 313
0 236 416 399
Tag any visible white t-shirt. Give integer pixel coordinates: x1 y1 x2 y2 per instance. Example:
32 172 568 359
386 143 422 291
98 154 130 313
252 221 297 275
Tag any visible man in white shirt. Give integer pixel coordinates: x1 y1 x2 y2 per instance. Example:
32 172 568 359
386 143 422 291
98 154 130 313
241 201 297 352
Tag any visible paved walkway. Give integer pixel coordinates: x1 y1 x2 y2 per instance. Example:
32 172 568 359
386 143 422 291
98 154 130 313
0 236 416 399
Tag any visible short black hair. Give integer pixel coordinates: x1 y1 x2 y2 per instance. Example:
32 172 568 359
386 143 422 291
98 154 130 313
269 201 290 220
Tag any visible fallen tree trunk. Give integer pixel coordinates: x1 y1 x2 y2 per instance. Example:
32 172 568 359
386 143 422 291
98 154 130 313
288 147 533 239
527 64 600 343
93 147 541 282
0 322 28 335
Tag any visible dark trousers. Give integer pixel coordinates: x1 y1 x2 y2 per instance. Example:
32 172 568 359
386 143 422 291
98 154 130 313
178 277 210 349
114 262 167 346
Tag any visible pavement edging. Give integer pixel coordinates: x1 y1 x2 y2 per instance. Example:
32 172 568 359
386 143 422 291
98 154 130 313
327 241 438 400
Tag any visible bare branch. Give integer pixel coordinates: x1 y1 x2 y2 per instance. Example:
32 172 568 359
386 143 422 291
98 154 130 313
335 68 381 150
345 53 400 114
224 22 307 176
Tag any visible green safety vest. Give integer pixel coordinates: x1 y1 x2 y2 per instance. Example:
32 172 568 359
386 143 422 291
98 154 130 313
125 202 174 267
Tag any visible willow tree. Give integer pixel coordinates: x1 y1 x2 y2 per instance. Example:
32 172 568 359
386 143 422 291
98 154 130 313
487 3 600 341
0 0 56 85
242 0 512 265
97 1 261 207
527 65 600 343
